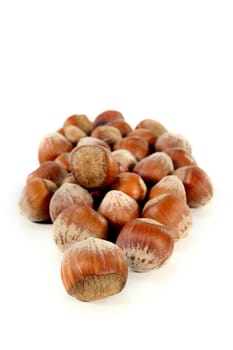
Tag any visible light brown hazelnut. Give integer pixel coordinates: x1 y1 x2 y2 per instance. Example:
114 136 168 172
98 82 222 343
63 125 86 144
54 152 71 172
93 110 124 127
27 161 68 187
155 132 192 153
135 119 167 139
133 152 174 183
19 178 57 222
63 114 94 135
90 125 122 147
163 147 197 169
70 144 120 189
111 149 137 172
142 193 192 240
107 119 132 136
110 172 147 202
173 165 213 208
76 136 111 151
113 136 149 161
98 190 139 229
61 237 128 301
38 132 73 164
149 175 186 202
116 218 174 272
49 183 94 222
127 128 156 148
53 204 108 251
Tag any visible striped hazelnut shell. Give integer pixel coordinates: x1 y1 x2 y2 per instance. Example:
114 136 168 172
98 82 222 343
142 193 192 240
53 204 108 252
61 237 128 301
116 218 174 272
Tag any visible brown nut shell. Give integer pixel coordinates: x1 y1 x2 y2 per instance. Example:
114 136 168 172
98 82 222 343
116 218 174 272
133 152 174 183
94 110 124 127
53 204 108 252
61 237 128 301
142 193 192 240
110 172 147 202
49 183 94 222
70 144 120 189
19 178 57 222
155 132 192 153
98 190 140 229
164 147 197 169
38 132 73 164
148 175 186 202
27 161 68 187
173 165 213 208
113 136 149 161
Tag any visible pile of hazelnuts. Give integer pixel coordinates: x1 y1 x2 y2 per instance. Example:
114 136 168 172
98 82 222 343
19 110 213 302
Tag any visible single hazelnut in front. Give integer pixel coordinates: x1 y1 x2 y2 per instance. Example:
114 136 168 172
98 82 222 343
19 178 57 222
148 175 186 202
173 165 213 208
69 144 120 189
116 218 174 272
98 190 140 229
155 132 192 154
53 204 108 252
142 193 192 240
110 172 147 202
61 237 128 301
49 182 94 222
133 152 174 183
38 132 73 164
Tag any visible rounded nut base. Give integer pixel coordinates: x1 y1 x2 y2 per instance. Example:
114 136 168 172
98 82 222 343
68 274 125 301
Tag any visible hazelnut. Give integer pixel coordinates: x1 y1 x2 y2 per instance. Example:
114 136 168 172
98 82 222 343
38 132 73 164
148 175 186 202
114 136 149 161
93 110 124 127
54 152 71 172
142 193 192 240
110 172 147 202
76 136 111 151
53 204 108 252
63 125 86 144
27 161 68 187
111 149 137 172
107 119 132 136
133 152 174 183
155 132 192 153
163 147 197 169
19 178 57 222
173 165 213 208
135 119 167 139
98 190 139 229
90 125 122 147
61 237 128 301
70 144 120 189
127 128 156 148
49 183 94 222
63 114 94 135
116 218 174 272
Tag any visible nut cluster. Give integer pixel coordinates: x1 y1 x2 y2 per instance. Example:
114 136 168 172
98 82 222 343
18 110 213 302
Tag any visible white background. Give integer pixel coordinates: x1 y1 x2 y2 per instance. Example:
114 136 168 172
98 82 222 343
0 1 232 349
